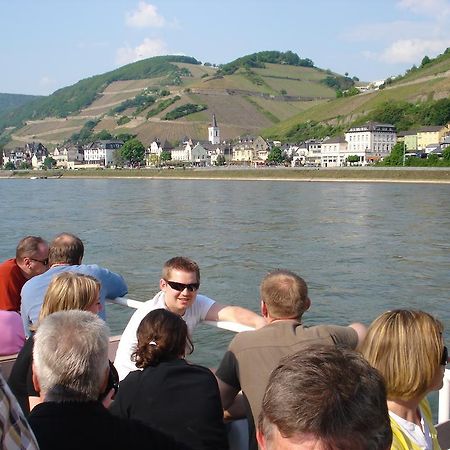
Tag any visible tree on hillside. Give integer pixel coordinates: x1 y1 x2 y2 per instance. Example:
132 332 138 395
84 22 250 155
113 148 125 167
160 150 172 163
43 156 57 169
95 129 113 140
346 155 360 165
421 55 431 67
115 133 136 142
267 147 284 164
443 147 450 162
19 161 32 170
382 142 405 166
215 155 226 166
120 138 145 167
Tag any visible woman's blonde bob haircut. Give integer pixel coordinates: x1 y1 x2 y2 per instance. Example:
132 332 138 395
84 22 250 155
360 309 444 400
38 272 100 324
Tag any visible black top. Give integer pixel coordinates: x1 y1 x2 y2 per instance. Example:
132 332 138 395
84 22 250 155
110 359 229 450
29 400 191 450
8 336 36 415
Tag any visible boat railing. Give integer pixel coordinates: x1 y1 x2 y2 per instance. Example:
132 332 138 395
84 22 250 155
109 297 450 429
109 296 255 333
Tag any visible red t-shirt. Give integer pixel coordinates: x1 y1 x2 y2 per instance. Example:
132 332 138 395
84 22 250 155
0 258 27 312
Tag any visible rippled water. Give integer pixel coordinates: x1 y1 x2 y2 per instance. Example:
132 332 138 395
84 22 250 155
1 178 449 368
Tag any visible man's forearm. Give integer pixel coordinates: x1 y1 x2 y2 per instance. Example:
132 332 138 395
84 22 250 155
224 306 265 329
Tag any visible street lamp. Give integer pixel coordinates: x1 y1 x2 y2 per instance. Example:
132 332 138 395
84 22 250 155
403 140 407 166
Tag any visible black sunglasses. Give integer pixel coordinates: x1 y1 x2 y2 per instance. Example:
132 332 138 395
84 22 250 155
30 257 49 266
165 280 200 292
442 346 448 366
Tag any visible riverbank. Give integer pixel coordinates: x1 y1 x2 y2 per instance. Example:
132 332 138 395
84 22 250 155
2 167 450 183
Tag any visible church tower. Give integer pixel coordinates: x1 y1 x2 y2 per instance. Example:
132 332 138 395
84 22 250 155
208 113 220 145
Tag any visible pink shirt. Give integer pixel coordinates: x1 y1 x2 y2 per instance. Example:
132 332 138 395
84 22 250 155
0 310 25 356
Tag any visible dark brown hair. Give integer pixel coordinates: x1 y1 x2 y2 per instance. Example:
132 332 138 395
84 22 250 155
259 345 392 450
131 309 194 368
48 233 84 266
16 236 47 261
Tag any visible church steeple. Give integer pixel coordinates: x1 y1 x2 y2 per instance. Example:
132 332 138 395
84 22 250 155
208 113 220 144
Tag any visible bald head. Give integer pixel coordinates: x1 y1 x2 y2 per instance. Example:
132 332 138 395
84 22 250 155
48 233 84 266
260 270 309 319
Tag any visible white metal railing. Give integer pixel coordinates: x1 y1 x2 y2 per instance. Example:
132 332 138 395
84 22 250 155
440 368 450 423
108 297 450 426
109 296 254 333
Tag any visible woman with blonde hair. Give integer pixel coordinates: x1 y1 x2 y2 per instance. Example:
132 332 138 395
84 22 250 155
360 309 447 450
8 272 102 415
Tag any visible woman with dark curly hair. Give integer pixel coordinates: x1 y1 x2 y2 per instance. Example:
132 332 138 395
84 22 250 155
110 308 228 450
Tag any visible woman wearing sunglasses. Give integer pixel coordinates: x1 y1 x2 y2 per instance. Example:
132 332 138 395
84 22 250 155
110 308 228 450
360 309 447 449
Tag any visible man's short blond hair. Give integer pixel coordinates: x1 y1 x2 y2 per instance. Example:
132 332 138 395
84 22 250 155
162 256 200 283
360 309 444 400
260 270 308 319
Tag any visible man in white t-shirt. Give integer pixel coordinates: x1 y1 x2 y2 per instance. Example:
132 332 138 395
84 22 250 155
115 256 265 380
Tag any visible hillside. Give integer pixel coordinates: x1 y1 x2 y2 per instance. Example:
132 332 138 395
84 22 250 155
0 93 41 115
1 51 350 149
264 48 450 141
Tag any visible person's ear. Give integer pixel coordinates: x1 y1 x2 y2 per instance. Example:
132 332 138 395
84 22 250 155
256 429 267 450
100 367 109 394
160 278 167 291
261 301 268 317
305 296 311 311
32 363 41 393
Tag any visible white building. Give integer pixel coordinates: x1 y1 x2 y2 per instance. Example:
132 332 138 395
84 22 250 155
305 140 323 166
208 114 220 145
320 136 349 167
171 140 193 162
84 140 123 166
345 122 396 164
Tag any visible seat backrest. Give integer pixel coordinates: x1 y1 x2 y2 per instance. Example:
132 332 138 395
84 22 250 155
436 420 450 450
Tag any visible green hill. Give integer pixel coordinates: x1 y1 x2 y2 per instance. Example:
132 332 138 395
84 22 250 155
3 51 348 148
0 93 42 116
263 48 450 141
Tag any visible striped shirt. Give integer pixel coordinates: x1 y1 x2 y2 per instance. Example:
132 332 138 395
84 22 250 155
0 373 39 449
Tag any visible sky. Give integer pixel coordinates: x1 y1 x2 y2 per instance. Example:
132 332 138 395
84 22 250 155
2 0 450 96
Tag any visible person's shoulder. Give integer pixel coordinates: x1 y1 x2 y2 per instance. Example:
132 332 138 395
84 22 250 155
183 360 215 377
124 294 164 327
195 293 215 305
21 268 51 293
227 327 260 349
0 258 16 271
121 369 143 383
304 323 358 343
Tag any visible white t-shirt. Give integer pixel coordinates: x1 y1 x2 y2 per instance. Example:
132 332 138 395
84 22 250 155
114 291 215 380
389 407 433 449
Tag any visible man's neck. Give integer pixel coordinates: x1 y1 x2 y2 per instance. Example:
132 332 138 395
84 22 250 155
16 260 32 280
50 263 72 268
266 316 300 324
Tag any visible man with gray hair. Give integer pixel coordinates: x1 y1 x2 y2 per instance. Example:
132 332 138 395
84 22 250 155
257 345 392 450
28 310 190 450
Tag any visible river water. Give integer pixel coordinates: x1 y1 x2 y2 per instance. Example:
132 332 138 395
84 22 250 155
1 178 449 369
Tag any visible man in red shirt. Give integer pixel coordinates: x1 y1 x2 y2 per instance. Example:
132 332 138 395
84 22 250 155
0 236 49 312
